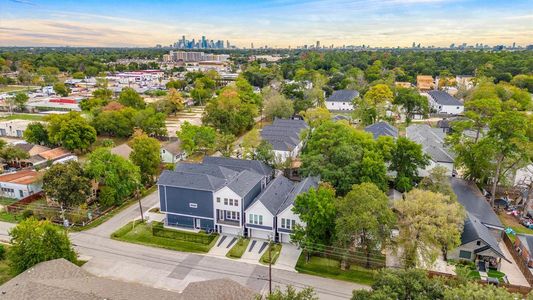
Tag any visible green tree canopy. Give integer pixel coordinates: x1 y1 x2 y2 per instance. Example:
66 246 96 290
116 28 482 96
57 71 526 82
389 137 430 192
300 121 387 195
42 160 91 208
23 122 50 146
45 112 96 152
13 92 29 111
118 87 145 109
53 82 70 97
176 121 216 155
335 182 396 268
85 147 141 207
129 133 161 185
393 88 428 122
8 218 77 274
262 87 294 121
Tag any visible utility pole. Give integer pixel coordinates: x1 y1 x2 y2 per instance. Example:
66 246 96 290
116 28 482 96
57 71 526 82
268 236 272 295
138 189 144 222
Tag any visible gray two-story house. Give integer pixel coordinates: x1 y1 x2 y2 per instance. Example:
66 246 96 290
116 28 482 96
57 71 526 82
158 157 272 234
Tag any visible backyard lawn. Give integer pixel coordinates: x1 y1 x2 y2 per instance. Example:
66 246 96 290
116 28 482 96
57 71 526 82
295 254 376 286
498 212 533 235
226 238 250 259
111 220 218 253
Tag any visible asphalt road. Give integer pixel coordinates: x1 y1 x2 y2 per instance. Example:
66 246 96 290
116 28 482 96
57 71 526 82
2 191 368 299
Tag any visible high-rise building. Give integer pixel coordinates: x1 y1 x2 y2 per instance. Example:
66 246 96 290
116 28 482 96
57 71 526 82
316 41 320 48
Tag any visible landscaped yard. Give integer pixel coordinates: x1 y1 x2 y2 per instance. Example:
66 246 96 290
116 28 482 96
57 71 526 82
0 113 46 122
0 245 15 285
260 243 281 265
487 268 506 282
295 254 376 285
498 212 533 235
226 238 250 259
111 220 218 253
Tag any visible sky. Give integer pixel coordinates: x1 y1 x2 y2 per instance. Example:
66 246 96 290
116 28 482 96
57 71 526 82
0 0 532 48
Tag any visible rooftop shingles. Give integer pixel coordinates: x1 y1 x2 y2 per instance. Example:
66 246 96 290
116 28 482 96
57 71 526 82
428 90 463 106
326 90 359 102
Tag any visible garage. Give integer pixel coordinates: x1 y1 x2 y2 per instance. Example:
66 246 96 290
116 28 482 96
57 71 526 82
220 225 241 236
249 228 272 240
279 233 292 244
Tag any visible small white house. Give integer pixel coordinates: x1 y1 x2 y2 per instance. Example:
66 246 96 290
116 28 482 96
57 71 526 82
160 140 186 164
0 120 37 138
425 90 464 115
325 90 359 111
0 169 42 200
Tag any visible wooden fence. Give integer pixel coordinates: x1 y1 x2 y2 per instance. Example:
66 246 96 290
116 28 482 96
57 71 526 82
428 270 532 295
503 234 533 287
5 192 44 213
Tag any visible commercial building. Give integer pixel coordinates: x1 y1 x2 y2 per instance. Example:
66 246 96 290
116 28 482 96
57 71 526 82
0 169 42 199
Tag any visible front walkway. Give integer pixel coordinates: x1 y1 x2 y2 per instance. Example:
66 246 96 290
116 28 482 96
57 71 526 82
207 234 237 258
275 243 301 272
499 241 530 286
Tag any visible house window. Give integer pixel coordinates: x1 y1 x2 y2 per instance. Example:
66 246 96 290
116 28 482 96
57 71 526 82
281 218 286 229
189 203 198 208
19 190 24 198
234 199 238 206
291 219 296 229
258 215 263 225
476 241 481 246
249 214 253 223
249 214 263 225
162 149 166 153
459 250 471 259
229 199 233 206
224 198 228 205
217 197 220 203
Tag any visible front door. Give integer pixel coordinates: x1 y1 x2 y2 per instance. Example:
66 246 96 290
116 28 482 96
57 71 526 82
195 218 201 229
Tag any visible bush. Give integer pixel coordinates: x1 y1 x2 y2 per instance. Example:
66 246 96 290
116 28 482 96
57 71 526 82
0 244 5 260
151 222 216 245
98 186 118 208
21 210 34 220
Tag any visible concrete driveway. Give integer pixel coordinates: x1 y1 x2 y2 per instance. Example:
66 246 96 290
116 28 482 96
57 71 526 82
241 239 269 263
499 241 529 286
275 244 302 272
207 235 237 258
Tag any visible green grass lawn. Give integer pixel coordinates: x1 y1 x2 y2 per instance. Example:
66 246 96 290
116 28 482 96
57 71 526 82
0 85 39 93
487 269 506 282
260 243 281 265
498 212 533 235
111 220 218 253
295 254 376 286
226 238 250 259
0 113 46 122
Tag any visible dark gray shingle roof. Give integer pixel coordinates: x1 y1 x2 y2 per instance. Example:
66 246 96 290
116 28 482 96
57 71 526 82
365 122 399 139
202 156 273 177
451 178 503 229
174 163 238 180
278 176 320 214
250 175 295 215
326 90 359 102
158 170 226 191
261 119 308 152
227 170 264 197
461 213 506 259
428 90 463 106
406 124 454 163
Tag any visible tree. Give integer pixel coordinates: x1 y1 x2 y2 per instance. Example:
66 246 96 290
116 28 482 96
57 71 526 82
91 107 136 138
302 107 331 129
118 87 145 109
13 92 29 111
190 76 216 105
215 133 235 157
53 82 70 97
393 88 428 123
300 121 387 196
356 84 393 125
335 183 396 268
92 87 113 100
166 88 184 113
419 166 457 201
255 140 275 166
46 112 96 152
389 137 430 192
0 145 29 167
23 122 49 146
443 282 520 300
130 133 161 185
202 87 258 136
262 87 294 121
176 121 217 155
85 147 141 207
292 184 337 255
486 111 531 207
166 79 187 91
351 269 445 300
264 286 318 300
42 161 91 208
511 74 533 93
134 107 167 136
8 218 77 274
394 189 464 267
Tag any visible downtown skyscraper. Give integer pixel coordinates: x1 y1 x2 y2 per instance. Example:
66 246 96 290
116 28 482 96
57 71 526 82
173 35 228 49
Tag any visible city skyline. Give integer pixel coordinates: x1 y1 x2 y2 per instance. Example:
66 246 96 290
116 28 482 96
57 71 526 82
0 0 532 48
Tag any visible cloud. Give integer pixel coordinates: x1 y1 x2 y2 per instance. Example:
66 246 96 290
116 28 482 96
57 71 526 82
8 0 35 6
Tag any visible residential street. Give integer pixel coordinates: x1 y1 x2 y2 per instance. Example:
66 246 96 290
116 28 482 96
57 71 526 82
56 190 367 299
